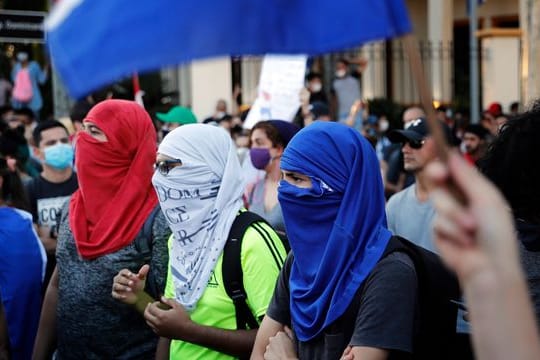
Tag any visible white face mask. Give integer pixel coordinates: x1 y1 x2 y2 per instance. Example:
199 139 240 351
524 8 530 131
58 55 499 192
310 82 322 92
335 70 346 78
379 120 389 132
152 165 221 311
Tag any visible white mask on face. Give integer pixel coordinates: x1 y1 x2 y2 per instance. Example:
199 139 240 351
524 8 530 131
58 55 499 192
379 119 389 132
335 70 346 78
310 82 322 92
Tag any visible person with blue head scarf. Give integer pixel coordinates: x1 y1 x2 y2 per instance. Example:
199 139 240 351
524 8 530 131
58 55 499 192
252 121 419 360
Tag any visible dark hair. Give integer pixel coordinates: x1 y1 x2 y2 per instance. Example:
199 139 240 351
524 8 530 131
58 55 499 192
510 102 519 112
70 100 93 124
336 58 349 66
0 158 29 210
481 102 540 223
250 121 285 149
14 107 35 120
0 128 26 157
32 120 69 147
306 72 322 82
0 105 13 118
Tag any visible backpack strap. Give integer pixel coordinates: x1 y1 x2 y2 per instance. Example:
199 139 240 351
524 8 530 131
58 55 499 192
222 211 270 330
134 206 161 260
134 205 161 296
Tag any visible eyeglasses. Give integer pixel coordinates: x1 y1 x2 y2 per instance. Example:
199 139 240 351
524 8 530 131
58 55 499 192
154 158 182 175
402 139 425 149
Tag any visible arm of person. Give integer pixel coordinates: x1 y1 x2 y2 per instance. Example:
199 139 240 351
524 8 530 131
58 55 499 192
155 337 170 360
345 100 362 127
346 346 387 360
34 62 48 84
298 87 314 126
252 251 294 359
32 266 59 360
262 326 298 360
0 296 9 360
250 315 285 360
144 297 258 358
427 152 540 360
35 224 57 255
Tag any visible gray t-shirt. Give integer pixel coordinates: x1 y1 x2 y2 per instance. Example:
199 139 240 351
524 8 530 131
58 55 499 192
55 204 171 359
267 249 417 359
386 184 437 253
332 75 361 117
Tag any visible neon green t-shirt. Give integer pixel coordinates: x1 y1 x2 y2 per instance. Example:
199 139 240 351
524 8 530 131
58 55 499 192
164 219 287 360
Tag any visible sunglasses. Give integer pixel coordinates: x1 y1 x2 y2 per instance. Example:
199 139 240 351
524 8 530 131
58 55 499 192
154 158 182 176
402 139 425 150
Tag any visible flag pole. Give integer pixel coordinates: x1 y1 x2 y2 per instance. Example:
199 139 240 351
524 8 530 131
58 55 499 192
132 72 145 108
402 33 467 204
402 34 450 162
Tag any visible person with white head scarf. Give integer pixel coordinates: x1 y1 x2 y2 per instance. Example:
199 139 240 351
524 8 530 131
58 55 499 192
112 124 287 359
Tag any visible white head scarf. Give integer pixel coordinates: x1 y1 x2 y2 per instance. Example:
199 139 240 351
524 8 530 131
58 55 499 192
152 124 245 310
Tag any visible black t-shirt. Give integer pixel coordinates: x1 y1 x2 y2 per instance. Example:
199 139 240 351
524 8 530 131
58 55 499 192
25 172 79 226
25 172 79 293
267 245 418 360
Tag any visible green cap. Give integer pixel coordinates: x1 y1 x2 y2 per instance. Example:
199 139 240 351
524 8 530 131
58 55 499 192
156 106 197 124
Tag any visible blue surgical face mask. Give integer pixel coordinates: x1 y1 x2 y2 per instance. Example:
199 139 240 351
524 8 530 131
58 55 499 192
44 143 74 169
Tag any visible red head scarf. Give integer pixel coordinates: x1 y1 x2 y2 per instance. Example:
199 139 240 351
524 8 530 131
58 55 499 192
70 100 158 259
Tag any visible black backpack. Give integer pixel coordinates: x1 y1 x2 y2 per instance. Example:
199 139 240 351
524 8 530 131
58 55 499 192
133 206 162 298
222 211 289 330
380 236 471 359
135 209 288 330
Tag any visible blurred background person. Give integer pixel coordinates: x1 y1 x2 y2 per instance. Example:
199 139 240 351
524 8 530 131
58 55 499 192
203 99 231 124
11 52 48 120
25 120 78 293
0 74 12 108
461 124 489 167
305 72 328 105
246 120 299 233
156 105 197 142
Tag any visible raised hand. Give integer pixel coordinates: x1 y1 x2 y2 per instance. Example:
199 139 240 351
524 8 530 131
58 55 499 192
427 152 518 281
111 264 149 305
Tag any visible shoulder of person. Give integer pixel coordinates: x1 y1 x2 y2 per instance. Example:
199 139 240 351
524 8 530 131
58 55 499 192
386 185 411 206
241 219 283 251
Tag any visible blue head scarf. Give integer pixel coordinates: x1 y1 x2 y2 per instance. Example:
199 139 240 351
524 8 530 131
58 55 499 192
278 121 392 341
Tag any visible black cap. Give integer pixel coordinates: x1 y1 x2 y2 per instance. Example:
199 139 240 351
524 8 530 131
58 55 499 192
388 118 453 144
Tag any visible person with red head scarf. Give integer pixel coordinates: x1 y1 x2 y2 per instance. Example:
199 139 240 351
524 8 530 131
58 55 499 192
33 100 171 359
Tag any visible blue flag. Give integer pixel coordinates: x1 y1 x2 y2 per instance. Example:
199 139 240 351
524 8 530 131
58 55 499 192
46 0 412 98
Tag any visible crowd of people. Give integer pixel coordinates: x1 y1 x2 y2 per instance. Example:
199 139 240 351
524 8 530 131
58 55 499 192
0 53 539 360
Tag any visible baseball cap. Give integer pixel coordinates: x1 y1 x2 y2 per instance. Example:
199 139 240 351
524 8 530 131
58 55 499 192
485 102 502 117
388 118 453 144
156 106 197 125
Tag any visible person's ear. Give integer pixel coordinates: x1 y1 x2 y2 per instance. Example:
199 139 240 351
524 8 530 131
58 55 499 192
33 146 44 161
275 145 284 157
